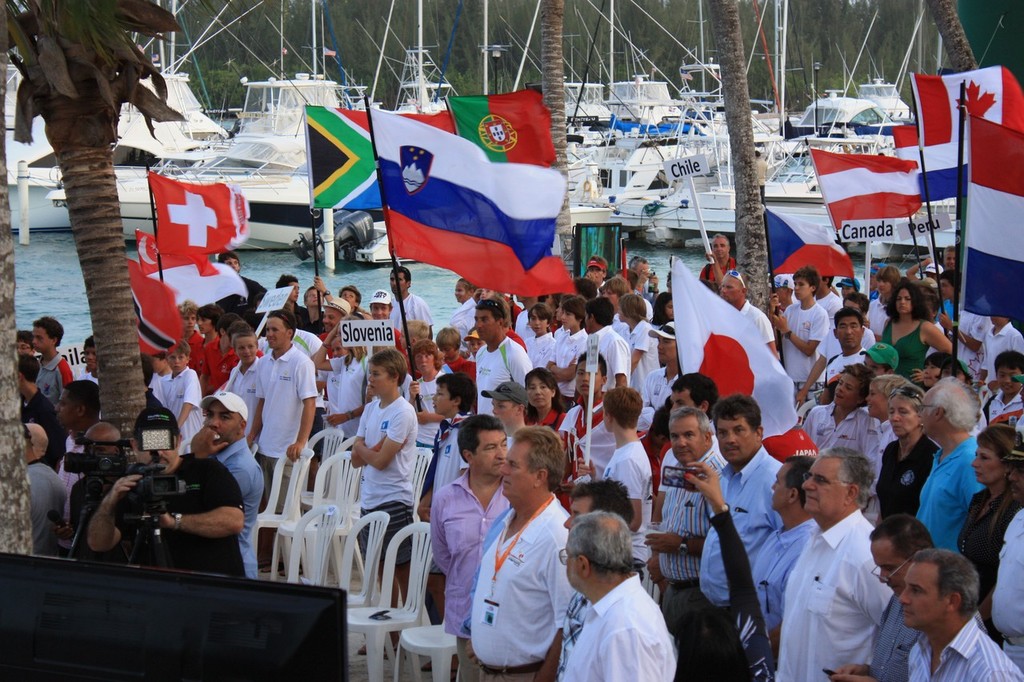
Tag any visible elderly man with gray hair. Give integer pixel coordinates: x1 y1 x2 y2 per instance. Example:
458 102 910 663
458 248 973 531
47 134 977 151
560 511 675 682
917 377 984 550
901 549 1024 680
776 448 891 681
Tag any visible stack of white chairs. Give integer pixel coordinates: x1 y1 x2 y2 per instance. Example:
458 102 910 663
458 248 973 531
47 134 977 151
252 448 314 576
281 504 341 586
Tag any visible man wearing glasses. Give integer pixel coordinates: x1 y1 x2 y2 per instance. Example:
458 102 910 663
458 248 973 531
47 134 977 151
993 437 1024 673
828 514 934 682
776 448 891 681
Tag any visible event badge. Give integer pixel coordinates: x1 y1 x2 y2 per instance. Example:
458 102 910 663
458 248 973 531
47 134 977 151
482 599 500 627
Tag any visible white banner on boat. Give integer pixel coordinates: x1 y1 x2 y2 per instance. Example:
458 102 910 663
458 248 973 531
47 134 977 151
838 214 954 243
663 154 712 181
339 319 395 349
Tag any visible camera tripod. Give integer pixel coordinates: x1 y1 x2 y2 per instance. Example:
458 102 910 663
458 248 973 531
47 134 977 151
127 508 174 569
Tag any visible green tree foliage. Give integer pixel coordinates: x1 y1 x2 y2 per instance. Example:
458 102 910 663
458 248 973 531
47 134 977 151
171 0 938 114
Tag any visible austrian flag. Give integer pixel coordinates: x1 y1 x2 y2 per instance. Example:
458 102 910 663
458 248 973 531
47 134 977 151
149 172 250 255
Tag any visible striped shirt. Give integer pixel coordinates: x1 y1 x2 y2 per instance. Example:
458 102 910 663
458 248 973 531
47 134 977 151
870 596 917 682
908 615 1024 681
659 449 725 581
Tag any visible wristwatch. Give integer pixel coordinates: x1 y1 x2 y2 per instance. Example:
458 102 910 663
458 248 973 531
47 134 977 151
173 513 183 531
713 503 730 516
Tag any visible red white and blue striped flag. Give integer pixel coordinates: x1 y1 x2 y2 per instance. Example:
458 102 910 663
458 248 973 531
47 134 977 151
368 107 573 296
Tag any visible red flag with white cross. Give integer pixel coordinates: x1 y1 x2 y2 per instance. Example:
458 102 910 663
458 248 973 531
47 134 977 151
148 172 250 255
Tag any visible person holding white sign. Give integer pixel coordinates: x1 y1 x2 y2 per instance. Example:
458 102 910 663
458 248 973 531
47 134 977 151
311 318 367 439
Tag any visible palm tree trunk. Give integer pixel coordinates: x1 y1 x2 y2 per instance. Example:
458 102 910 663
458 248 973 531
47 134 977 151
0 9 33 555
707 0 769 309
541 0 573 270
60 147 146 433
924 0 977 72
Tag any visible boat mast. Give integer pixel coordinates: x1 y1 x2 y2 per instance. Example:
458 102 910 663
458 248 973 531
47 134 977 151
483 0 489 94
698 0 705 92
418 0 427 108
609 0 614 90
311 0 318 77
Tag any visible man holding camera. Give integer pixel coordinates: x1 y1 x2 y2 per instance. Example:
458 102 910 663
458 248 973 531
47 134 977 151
87 407 246 577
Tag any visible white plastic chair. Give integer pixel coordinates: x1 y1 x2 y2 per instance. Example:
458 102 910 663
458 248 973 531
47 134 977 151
340 511 390 607
411 448 433 522
348 522 434 682
282 504 341 585
301 430 356 511
394 624 458 682
253 449 314 575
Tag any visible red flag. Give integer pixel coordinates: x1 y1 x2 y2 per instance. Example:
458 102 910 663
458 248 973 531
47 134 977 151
149 172 250 255
127 258 180 354
810 148 922 228
136 231 247 305
448 90 556 166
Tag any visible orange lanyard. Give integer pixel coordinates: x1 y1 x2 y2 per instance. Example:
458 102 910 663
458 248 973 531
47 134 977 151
492 496 555 586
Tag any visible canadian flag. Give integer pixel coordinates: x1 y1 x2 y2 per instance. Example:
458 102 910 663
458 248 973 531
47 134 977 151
149 172 250 255
136 230 246 305
671 259 797 438
126 258 180 354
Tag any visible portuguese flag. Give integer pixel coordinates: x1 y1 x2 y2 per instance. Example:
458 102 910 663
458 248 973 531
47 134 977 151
304 106 454 209
448 89 556 167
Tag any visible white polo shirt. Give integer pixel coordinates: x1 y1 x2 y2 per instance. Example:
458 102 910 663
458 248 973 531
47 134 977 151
740 301 776 346
390 292 434 327
254 344 318 459
163 368 203 446
594 326 631 389
356 396 418 509
602 440 653 562
475 337 532 415
552 329 588 398
224 359 262 436
470 497 571 668
801 404 881 459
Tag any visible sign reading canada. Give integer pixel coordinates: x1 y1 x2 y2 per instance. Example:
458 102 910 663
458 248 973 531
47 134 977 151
839 214 953 243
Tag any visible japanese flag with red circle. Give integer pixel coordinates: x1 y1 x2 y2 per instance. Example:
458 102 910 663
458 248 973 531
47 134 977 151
671 260 797 437
148 172 250 255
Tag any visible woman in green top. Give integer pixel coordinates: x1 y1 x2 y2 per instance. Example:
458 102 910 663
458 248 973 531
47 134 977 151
882 278 952 379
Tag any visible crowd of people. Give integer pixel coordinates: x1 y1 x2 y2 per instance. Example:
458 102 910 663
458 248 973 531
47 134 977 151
17 240 1024 681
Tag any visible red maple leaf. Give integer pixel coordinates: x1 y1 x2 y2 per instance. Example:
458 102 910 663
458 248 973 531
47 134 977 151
957 80 997 117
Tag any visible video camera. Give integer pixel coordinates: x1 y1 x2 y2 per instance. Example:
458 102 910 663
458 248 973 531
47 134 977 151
126 407 188 516
63 436 133 477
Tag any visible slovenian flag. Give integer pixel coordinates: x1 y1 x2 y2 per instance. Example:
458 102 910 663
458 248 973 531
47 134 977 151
766 209 854 277
964 116 1024 318
911 66 1024 201
448 89 556 166
670 259 797 438
810 148 922 229
368 107 573 296
305 106 454 210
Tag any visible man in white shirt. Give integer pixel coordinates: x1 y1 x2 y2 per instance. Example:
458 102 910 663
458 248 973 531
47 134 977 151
449 278 478 344
584 297 630 390
981 316 1024 389
772 265 829 389
468 427 572 680
815 276 844 322
474 297 532 415
902 549 1024 681
600 387 653 566
719 271 778 357
560 512 675 682
247 310 317 511
776 448 891 681
994 446 1024 672
389 265 434 336
796 307 868 405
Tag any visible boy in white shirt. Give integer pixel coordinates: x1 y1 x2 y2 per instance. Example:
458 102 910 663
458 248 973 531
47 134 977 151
981 316 1024 390
600 386 653 566
353 347 419 600
771 265 829 390
525 302 556 369
163 341 203 449
223 325 262 436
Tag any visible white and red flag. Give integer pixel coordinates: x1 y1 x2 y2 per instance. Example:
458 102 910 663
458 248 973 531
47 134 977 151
910 66 1024 200
136 230 246 305
810 148 921 228
671 259 797 438
148 172 250 255
126 258 179 354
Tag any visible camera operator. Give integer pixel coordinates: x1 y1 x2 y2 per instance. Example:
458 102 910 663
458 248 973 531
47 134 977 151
87 407 246 577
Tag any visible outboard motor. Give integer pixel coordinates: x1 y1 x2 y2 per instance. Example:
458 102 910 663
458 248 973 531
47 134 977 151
333 210 376 261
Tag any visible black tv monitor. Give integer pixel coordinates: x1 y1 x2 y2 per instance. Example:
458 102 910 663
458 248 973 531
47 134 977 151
0 553 346 681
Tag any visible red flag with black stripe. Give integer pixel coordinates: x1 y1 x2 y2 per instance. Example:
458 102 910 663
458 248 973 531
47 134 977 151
127 258 180 354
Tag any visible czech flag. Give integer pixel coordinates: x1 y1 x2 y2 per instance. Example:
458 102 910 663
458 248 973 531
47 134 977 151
369 107 573 296
911 65 1024 200
964 116 1024 318
810 148 921 228
670 259 797 438
766 209 854 277
448 89 556 166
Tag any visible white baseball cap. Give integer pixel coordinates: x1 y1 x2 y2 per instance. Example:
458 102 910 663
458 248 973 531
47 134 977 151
370 289 392 306
200 391 249 421
773 274 794 289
